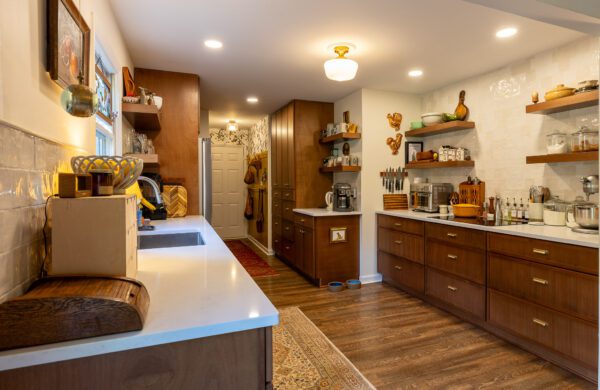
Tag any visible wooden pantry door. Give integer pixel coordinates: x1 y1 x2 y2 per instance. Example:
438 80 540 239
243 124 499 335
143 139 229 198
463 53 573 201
211 145 246 239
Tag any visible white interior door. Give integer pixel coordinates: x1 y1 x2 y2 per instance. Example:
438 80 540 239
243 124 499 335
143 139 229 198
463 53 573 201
211 145 246 239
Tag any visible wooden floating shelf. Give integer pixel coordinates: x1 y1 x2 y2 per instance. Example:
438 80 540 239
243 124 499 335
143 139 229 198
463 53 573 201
122 103 162 131
319 132 361 143
127 153 159 165
405 160 475 169
525 151 598 164
525 90 598 115
405 121 475 137
319 166 361 173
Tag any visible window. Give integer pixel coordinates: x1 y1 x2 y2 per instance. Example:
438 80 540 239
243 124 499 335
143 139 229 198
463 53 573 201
95 51 115 155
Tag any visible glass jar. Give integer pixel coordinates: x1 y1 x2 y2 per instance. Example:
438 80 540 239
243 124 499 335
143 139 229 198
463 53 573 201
543 196 570 226
545 131 567 154
570 126 599 152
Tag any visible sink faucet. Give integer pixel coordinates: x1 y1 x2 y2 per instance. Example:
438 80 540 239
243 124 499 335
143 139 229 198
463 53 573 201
138 176 163 205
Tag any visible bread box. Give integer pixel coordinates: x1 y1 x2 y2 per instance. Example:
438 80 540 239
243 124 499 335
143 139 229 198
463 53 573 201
0 276 149 351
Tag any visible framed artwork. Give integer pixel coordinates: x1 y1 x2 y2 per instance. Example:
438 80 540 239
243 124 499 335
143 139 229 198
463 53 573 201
47 0 91 88
405 141 423 164
330 227 347 243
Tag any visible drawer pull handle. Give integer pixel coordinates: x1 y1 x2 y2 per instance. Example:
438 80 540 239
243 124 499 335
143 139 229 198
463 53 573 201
394 240 403 245
394 223 402 227
532 318 549 328
285 227 290 231
285 246 290 250
300 219 305 222
447 254 458 260
447 285 458 292
532 248 548 255
447 233 458 238
285 208 290 211
532 277 549 285
394 265 403 271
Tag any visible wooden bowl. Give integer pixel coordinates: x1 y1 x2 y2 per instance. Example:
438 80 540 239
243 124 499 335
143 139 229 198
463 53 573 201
452 203 480 218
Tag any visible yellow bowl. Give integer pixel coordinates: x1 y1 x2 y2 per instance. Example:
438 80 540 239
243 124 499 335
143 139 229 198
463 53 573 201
544 84 575 101
452 203 480 218
71 155 144 194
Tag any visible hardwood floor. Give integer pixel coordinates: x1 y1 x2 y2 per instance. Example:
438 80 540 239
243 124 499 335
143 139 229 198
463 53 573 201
245 240 595 389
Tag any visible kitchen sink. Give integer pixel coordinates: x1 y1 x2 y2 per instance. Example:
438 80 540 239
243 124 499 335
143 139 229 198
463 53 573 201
138 232 205 249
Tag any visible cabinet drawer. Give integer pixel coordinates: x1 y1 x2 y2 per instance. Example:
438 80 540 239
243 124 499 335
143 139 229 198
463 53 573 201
488 254 598 322
488 233 598 275
377 227 424 264
426 268 485 318
272 217 282 236
377 215 424 236
488 289 598 368
272 200 282 217
282 189 295 201
294 213 314 229
282 220 294 241
426 241 485 284
281 239 295 262
378 251 424 293
272 189 282 200
282 200 295 221
273 234 282 253
426 223 486 250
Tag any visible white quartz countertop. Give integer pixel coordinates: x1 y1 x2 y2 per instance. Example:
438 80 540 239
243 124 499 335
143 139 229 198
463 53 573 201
0 216 279 371
293 208 362 217
377 210 599 248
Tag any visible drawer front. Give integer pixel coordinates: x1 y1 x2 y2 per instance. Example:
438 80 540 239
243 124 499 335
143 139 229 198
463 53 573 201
294 213 314 229
282 189 295 201
282 200 295 221
426 268 485 318
489 289 598 368
488 254 598 322
281 239 295 262
377 227 424 264
273 199 282 217
273 217 282 236
282 220 294 241
488 233 598 275
273 234 282 253
426 241 485 284
272 189 282 200
377 214 424 236
378 251 424 293
426 223 486 250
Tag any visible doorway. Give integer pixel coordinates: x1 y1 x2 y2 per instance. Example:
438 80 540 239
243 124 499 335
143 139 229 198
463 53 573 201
211 145 246 239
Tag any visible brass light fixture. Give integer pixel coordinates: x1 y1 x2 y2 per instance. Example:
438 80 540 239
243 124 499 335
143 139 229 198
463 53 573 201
324 44 358 82
60 72 98 117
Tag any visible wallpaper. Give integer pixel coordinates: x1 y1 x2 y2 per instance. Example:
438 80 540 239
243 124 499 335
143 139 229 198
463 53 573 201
209 115 269 158
209 127 249 146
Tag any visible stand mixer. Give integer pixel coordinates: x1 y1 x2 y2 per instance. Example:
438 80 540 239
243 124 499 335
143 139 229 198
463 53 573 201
572 175 599 234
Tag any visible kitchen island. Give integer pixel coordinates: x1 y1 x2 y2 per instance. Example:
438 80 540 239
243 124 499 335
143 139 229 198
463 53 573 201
0 216 278 389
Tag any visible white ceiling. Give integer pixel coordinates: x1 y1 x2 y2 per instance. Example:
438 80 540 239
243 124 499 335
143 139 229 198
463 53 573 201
109 0 586 129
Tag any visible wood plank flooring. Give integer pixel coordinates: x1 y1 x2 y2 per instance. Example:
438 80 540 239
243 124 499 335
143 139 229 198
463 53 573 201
246 240 595 390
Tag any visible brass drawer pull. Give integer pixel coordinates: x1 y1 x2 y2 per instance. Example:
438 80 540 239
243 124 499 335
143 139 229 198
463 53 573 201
532 277 549 285
300 219 305 222
532 248 549 255
394 265 403 271
285 246 290 250
274 222 279 225
285 227 290 231
447 285 458 292
447 254 458 260
285 208 290 211
447 233 458 238
394 222 402 227
532 318 549 327
394 240 403 245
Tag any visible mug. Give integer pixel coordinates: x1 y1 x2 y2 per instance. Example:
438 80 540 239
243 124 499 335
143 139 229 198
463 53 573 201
326 123 334 135
338 123 348 133
439 205 448 215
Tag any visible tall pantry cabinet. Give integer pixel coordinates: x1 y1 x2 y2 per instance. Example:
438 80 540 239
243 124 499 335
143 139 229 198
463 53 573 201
271 100 333 266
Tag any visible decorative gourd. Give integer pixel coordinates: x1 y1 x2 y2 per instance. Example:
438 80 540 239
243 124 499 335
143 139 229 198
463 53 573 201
454 90 469 121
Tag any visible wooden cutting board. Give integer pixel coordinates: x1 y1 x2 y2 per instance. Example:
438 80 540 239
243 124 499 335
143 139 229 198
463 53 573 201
0 275 149 351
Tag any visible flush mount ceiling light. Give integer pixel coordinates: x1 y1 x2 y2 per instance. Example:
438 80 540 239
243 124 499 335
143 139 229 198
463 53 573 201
247 96 259 103
496 27 518 39
408 69 423 78
204 39 223 49
227 120 238 132
324 44 358 82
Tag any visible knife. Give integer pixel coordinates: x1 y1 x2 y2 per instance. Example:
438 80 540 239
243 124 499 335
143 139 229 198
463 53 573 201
399 167 405 191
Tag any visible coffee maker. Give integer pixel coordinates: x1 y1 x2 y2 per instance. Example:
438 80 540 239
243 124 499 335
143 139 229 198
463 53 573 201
333 183 356 212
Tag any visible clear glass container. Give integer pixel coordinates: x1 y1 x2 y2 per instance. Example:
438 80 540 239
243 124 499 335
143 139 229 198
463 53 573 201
545 131 567 154
570 126 599 152
543 196 570 226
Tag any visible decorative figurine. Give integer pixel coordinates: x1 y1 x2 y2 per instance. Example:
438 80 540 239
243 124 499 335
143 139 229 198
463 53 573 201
454 90 469 121
531 91 539 104
386 112 403 131
386 133 403 155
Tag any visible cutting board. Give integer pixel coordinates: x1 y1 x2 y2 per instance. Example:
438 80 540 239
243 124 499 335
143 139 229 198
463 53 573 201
0 276 149 351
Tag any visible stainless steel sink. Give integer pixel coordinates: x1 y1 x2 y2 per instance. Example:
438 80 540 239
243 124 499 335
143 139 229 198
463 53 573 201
138 232 204 249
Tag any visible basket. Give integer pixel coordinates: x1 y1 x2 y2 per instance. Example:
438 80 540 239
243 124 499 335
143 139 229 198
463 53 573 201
452 203 480 218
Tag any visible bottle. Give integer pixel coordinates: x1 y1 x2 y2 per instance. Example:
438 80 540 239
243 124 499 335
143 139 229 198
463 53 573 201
524 203 530 222
487 197 495 221
495 197 502 222
517 198 524 221
503 197 510 221
510 198 518 220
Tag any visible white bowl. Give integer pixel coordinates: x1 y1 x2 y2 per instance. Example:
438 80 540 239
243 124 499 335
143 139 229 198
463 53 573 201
421 112 444 126
71 155 144 194
153 96 163 110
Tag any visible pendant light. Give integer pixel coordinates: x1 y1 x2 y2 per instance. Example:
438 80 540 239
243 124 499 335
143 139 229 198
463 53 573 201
227 120 238 132
324 45 358 82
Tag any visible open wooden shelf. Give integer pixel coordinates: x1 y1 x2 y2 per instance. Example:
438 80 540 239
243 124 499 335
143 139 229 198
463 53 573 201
405 160 475 169
122 103 162 131
319 132 361 143
127 153 159 165
405 121 475 137
525 90 599 115
525 151 598 164
319 165 361 173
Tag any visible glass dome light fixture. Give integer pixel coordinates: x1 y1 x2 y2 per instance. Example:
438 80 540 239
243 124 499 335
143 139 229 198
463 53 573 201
324 44 358 82
227 120 239 132
60 72 98 117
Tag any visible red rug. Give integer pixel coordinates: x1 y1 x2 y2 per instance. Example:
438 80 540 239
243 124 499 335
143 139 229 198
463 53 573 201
225 240 279 278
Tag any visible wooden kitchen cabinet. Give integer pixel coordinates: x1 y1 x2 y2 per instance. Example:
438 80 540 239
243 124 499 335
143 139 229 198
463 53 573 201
295 224 315 278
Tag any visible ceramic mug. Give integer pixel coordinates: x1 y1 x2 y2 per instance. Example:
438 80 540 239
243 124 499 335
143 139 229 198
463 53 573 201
439 205 449 215
338 123 348 132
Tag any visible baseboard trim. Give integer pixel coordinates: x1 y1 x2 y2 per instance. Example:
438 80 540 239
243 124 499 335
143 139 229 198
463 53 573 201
359 273 382 284
246 235 273 255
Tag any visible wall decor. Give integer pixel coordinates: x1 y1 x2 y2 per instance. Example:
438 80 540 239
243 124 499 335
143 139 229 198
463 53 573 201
343 111 350 124
386 112 403 131
122 67 136 97
454 90 469 120
386 133 403 155
47 0 91 89
330 227 347 243
405 141 423 163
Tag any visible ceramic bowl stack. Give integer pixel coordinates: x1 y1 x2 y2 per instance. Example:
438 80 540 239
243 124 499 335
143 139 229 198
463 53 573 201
421 112 444 126
71 155 144 194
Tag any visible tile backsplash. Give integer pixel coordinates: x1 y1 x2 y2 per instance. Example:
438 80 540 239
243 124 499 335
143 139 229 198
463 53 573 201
0 120 85 303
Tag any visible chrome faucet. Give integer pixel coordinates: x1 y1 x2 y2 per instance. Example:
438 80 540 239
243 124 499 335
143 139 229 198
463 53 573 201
138 176 163 204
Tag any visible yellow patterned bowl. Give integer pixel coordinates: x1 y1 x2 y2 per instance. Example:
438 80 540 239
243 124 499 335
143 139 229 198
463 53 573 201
71 155 144 194
544 84 575 101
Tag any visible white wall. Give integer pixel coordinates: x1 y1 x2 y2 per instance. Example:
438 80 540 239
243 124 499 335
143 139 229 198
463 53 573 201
333 89 362 202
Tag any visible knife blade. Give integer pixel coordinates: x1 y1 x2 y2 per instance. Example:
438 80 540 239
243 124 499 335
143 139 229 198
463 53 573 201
399 167 404 191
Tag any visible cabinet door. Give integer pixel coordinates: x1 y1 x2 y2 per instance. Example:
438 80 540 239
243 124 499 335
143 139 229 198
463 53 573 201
302 227 315 278
270 115 279 189
286 103 295 189
279 107 288 188
275 111 283 190
294 225 304 270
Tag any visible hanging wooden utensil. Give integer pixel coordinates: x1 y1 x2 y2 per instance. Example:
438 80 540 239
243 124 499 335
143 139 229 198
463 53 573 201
244 188 254 220
256 189 265 233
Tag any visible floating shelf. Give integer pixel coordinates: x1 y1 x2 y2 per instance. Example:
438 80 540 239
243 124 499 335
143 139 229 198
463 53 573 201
122 103 162 131
405 160 475 169
525 151 598 164
319 166 361 173
405 121 475 137
319 132 361 143
525 90 599 115
127 153 159 165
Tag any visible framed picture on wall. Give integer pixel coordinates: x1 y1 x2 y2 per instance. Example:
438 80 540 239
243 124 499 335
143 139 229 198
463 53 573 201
330 227 347 243
47 0 91 88
405 141 423 164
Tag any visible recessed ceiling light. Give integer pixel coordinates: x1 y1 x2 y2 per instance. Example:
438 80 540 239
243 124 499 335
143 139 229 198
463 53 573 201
247 97 259 103
496 27 517 39
204 39 223 49
408 69 423 78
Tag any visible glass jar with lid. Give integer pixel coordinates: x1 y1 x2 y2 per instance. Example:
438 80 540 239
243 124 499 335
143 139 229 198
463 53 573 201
543 196 571 226
545 131 568 154
570 126 599 152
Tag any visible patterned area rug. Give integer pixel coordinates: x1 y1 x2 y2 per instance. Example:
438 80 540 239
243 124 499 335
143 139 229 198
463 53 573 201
225 240 279 278
274 307 375 390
